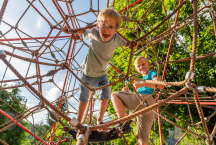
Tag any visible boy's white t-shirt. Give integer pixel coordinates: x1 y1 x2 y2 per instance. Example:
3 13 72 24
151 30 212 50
81 28 127 77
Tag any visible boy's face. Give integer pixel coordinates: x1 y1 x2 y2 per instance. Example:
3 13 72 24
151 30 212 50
97 17 117 42
135 58 150 76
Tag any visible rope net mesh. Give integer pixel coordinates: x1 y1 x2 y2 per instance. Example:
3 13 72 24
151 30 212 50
0 0 216 144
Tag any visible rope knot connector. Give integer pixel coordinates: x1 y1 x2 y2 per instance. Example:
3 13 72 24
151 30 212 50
130 39 137 46
185 83 198 92
171 29 177 36
31 50 39 57
61 62 68 70
77 124 89 143
209 6 214 12
142 102 147 107
14 24 18 29
153 62 161 66
125 76 130 82
129 110 135 115
197 86 206 92
205 136 214 145
49 23 53 29
48 79 53 82
204 117 208 121
187 125 191 130
150 37 155 41
91 88 96 95
49 111 60 122
38 102 45 109
45 70 57 77
64 14 69 20
157 89 163 95
68 118 79 127
185 71 195 80
0 50 6 59
118 73 125 78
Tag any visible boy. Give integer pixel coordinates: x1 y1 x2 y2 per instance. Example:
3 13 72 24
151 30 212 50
111 56 164 145
63 8 129 126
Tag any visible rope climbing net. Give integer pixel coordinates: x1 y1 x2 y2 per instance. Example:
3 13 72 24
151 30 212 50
0 0 216 144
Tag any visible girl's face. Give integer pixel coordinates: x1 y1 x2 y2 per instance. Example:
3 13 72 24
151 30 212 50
135 58 150 76
97 17 117 42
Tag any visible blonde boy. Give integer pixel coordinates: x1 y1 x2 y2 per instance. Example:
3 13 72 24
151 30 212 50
111 56 164 145
64 8 129 126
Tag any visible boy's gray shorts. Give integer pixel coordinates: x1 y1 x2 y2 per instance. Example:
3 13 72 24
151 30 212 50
79 72 111 103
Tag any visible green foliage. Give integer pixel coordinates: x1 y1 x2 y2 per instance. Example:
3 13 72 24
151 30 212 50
0 86 28 145
25 119 51 145
54 120 77 145
178 125 205 145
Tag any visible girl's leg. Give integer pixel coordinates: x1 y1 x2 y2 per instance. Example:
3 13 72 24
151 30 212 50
111 92 125 118
138 138 148 145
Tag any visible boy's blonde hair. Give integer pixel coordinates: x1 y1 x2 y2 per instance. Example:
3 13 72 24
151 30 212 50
134 56 149 65
97 8 122 30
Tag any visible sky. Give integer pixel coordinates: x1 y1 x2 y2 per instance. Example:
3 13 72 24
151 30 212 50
0 0 113 124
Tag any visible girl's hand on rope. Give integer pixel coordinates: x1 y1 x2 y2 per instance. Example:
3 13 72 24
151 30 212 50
132 80 143 90
122 83 129 91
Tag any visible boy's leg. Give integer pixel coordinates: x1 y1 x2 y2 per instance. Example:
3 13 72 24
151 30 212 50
77 101 87 122
78 72 99 122
97 98 109 124
97 74 111 124
111 92 125 118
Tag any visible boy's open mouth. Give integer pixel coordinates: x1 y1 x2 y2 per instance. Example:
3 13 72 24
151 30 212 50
103 34 110 38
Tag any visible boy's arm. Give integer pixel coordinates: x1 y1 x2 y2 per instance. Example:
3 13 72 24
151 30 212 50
132 76 164 90
63 26 85 35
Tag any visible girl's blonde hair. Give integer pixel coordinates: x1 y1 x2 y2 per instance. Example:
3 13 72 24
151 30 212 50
134 56 149 65
97 8 122 30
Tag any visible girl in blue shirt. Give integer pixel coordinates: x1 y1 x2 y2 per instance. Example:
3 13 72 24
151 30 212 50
111 56 164 145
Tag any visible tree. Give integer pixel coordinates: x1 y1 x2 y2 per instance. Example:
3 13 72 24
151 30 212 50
0 86 28 145
25 120 50 145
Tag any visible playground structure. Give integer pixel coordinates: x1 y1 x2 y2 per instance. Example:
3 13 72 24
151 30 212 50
0 0 216 144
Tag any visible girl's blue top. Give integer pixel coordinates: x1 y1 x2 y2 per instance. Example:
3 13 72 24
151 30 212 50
137 70 157 95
